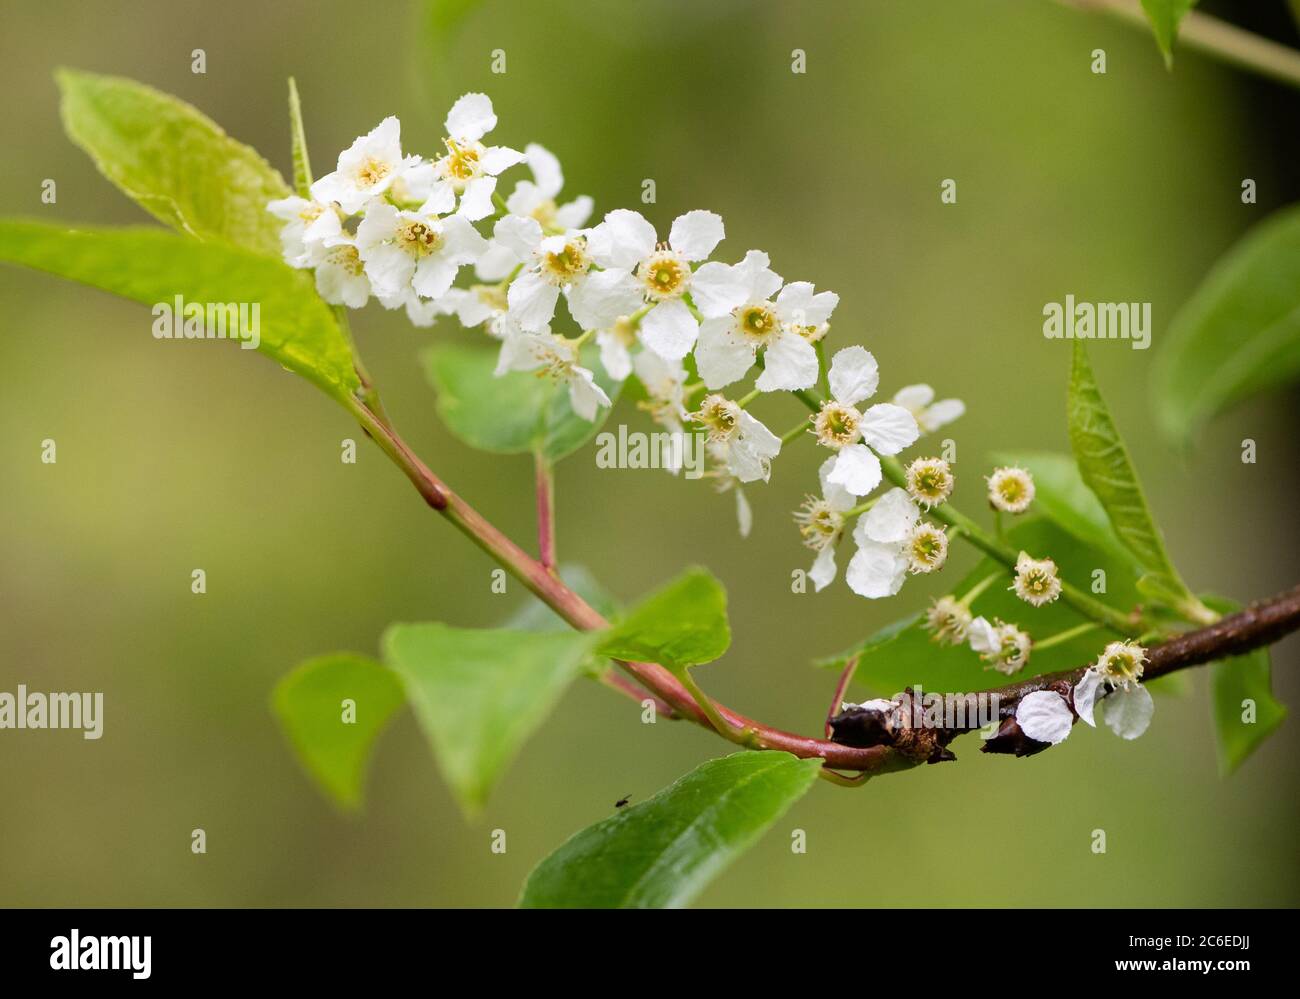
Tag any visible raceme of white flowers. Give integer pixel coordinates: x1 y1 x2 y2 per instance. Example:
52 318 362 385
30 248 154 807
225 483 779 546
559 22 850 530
272 95 1157 749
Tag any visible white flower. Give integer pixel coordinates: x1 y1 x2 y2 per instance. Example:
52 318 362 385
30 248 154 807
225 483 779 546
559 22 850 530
843 488 946 598
595 315 640 381
309 117 422 214
495 329 610 421
694 252 836 392
1073 641 1153 740
438 284 511 336
632 349 688 432
925 595 972 645
905 456 954 508
794 457 855 592
267 196 344 267
306 238 371 309
1015 691 1074 745
1011 551 1062 607
505 143 594 232
987 466 1035 514
892 384 965 435
585 208 739 360
355 200 488 302
424 93 526 222
968 616 1032 674
815 346 920 497
690 394 780 484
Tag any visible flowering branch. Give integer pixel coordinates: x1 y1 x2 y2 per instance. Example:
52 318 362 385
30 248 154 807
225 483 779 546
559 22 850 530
345 392 1300 778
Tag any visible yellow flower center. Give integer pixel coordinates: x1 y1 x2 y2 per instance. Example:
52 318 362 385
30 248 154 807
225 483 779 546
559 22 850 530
441 140 482 185
354 156 391 188
327 245 365 277
736 302 780 343
397 219 443 257
694 395 741 443
541 239 590 284
638 250 689 301
814 402 861 448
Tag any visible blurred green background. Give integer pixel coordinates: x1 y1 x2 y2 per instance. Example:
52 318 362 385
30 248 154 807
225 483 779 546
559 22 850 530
2 0 1297 907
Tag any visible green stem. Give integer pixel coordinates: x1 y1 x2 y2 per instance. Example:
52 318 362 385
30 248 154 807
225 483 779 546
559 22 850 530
959 571 1002 608
1034 621 1099 652
780 419 811 445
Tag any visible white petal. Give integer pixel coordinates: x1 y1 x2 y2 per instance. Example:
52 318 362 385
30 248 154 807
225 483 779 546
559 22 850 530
1016 691 1074 745
555 196 594 229
845 541 908 599
507 270 561 331
817 456 854 511
738 411 780 459
776 281 838 326
457 176 497 221
967 617 999 655
892 384 935 411
828 345 880 406
494 214 544 260
524 143 563 197
640 299 699 360
826 444 882 497
412 255 458 299
755 330 818 392
495 329 543 375
566 269 641 330
1072 668 1104 727
694 317 754 389
733 250 783 301
420 180 457 216
588 209 657 269
567 367 611 421
810 545 838 592
1102 685 1154 740
922 398 965 433
862 487 919 544
668 209 724 261
481 144 527 176
689 261 749 318
595 330 633 381
354 200 400 253
859 403 920 456
440 213 490 260
446 92 496 143
474 243 515 283
734 488 753 538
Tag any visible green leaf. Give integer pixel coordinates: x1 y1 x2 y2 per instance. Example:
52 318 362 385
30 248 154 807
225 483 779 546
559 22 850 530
817 519 1142 695
383 623 597 815
1203 596 1287 775
422 343 621 462
1068 341 1210 623
0 220 360 400
1139 0 1198 67
272 654 405 811
519 751 822 908
1154 204 1300 447
991 450 1137 570
57 68 290 257
287 77 313 198
597 568 730 674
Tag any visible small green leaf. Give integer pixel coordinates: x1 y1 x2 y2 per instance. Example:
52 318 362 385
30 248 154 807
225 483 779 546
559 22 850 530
272 654 406 811
597 568 730 674
287 77 313 198
1139 0 1198 67
817 519 1142 695
0 220 360 400
1154 204 1300 447
1203 596 1287 775
57 68 290 257
422 343 621 462
383 624 597 815
991 450 1136 570
1068 341 1210 623
519 751 822 908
